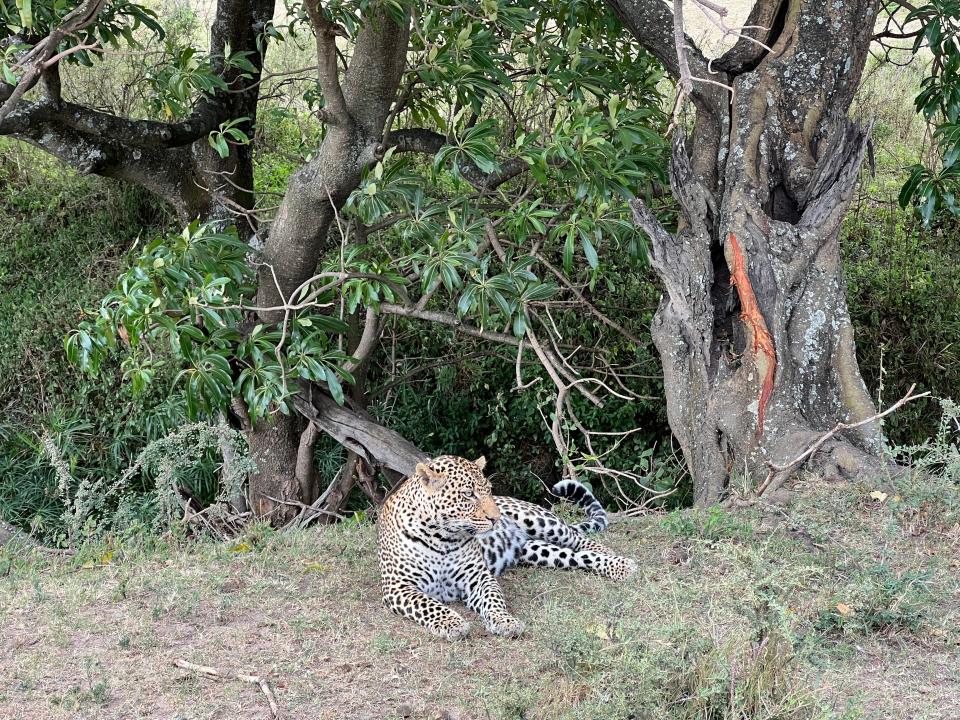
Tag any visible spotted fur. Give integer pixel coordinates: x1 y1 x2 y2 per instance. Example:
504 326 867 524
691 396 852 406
551 479 608 533
377 455 635 640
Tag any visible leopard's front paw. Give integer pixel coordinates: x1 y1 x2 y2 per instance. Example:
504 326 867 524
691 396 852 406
486 614 525 638
435 616 472 641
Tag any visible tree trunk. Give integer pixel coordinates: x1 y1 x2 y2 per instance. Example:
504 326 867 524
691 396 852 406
616 0 885 504
246 8 410 522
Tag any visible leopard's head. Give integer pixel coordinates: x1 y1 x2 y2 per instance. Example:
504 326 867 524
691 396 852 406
414 455 499 537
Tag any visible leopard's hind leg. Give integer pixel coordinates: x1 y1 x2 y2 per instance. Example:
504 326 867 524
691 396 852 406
518 539 636 580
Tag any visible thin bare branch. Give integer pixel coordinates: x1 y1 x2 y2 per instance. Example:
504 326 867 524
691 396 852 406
755 384 931 498
380 303 520 346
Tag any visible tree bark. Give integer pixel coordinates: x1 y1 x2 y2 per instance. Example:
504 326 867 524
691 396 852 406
615 0 885 504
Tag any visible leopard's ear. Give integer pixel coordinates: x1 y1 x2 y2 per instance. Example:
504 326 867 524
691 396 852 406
416 462 447 493
473 456 487 471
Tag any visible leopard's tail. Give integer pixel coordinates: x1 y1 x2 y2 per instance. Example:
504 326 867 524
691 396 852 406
551 480 608 534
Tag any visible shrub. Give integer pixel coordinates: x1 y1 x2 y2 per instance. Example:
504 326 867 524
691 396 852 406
816 564 931 637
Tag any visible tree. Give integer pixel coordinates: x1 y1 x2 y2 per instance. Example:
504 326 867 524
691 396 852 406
3 0 939 520
3 0 670 523
604 0 920 503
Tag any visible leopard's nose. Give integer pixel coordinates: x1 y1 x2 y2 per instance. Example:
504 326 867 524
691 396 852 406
480 496 500 521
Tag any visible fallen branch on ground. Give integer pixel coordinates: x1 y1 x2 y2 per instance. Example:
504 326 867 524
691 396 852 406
173 658 281 718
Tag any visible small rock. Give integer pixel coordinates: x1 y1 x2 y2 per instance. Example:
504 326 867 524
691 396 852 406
398 703 413 718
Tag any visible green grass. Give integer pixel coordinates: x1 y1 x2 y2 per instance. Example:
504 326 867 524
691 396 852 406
1 474 957 720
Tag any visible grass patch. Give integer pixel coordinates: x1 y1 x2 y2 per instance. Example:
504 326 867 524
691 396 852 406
1 476 957 719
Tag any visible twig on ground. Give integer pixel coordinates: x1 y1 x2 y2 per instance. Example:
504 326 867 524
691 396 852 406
268 494 348 526
173 658 281 718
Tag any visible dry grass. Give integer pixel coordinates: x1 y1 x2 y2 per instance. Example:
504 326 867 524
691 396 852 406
1 473 958 720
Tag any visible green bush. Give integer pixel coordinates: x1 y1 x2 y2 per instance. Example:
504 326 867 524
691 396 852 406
843 203 960 444
0 142 219 542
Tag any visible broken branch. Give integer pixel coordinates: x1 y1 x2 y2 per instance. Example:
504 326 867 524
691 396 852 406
173 658 281 718
755 384 931 497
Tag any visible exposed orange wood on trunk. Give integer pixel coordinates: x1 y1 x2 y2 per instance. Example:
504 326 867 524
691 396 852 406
727 233 776 435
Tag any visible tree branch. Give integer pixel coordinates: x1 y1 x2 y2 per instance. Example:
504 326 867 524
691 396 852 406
343 306 381 374
714 0 784 73
292 386 428 477
390 127 529 190
0 98 222 147
380 303 521 346
0 0 107 123
306 0 350 123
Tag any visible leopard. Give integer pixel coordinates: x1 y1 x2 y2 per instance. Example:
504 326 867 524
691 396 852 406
377 454 636 640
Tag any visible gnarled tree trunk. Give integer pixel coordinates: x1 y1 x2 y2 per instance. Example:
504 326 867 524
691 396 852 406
613 0 884 504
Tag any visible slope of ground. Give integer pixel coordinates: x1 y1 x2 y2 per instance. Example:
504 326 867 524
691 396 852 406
1 472 957 720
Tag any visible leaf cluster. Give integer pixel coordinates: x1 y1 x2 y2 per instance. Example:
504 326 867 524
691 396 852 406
65 221 352 421
898 1 960 224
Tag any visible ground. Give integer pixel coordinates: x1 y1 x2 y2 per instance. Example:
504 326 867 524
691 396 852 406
1 472 958 720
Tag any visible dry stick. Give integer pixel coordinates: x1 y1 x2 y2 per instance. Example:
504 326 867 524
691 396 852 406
691 0 773 54
535 253 644 346
690 0 727 16
667 0 736 132
173 658 281 718
754 384 931 498
672 0 694 99
513 338 539 391
380 303 520 346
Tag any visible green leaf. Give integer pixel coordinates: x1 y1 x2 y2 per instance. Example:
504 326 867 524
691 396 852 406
563 229 575 273
582 234 599 269
899 165 929 209
512 313 527 338
15 0 31 31
208 133 230 159
325 366 345 405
